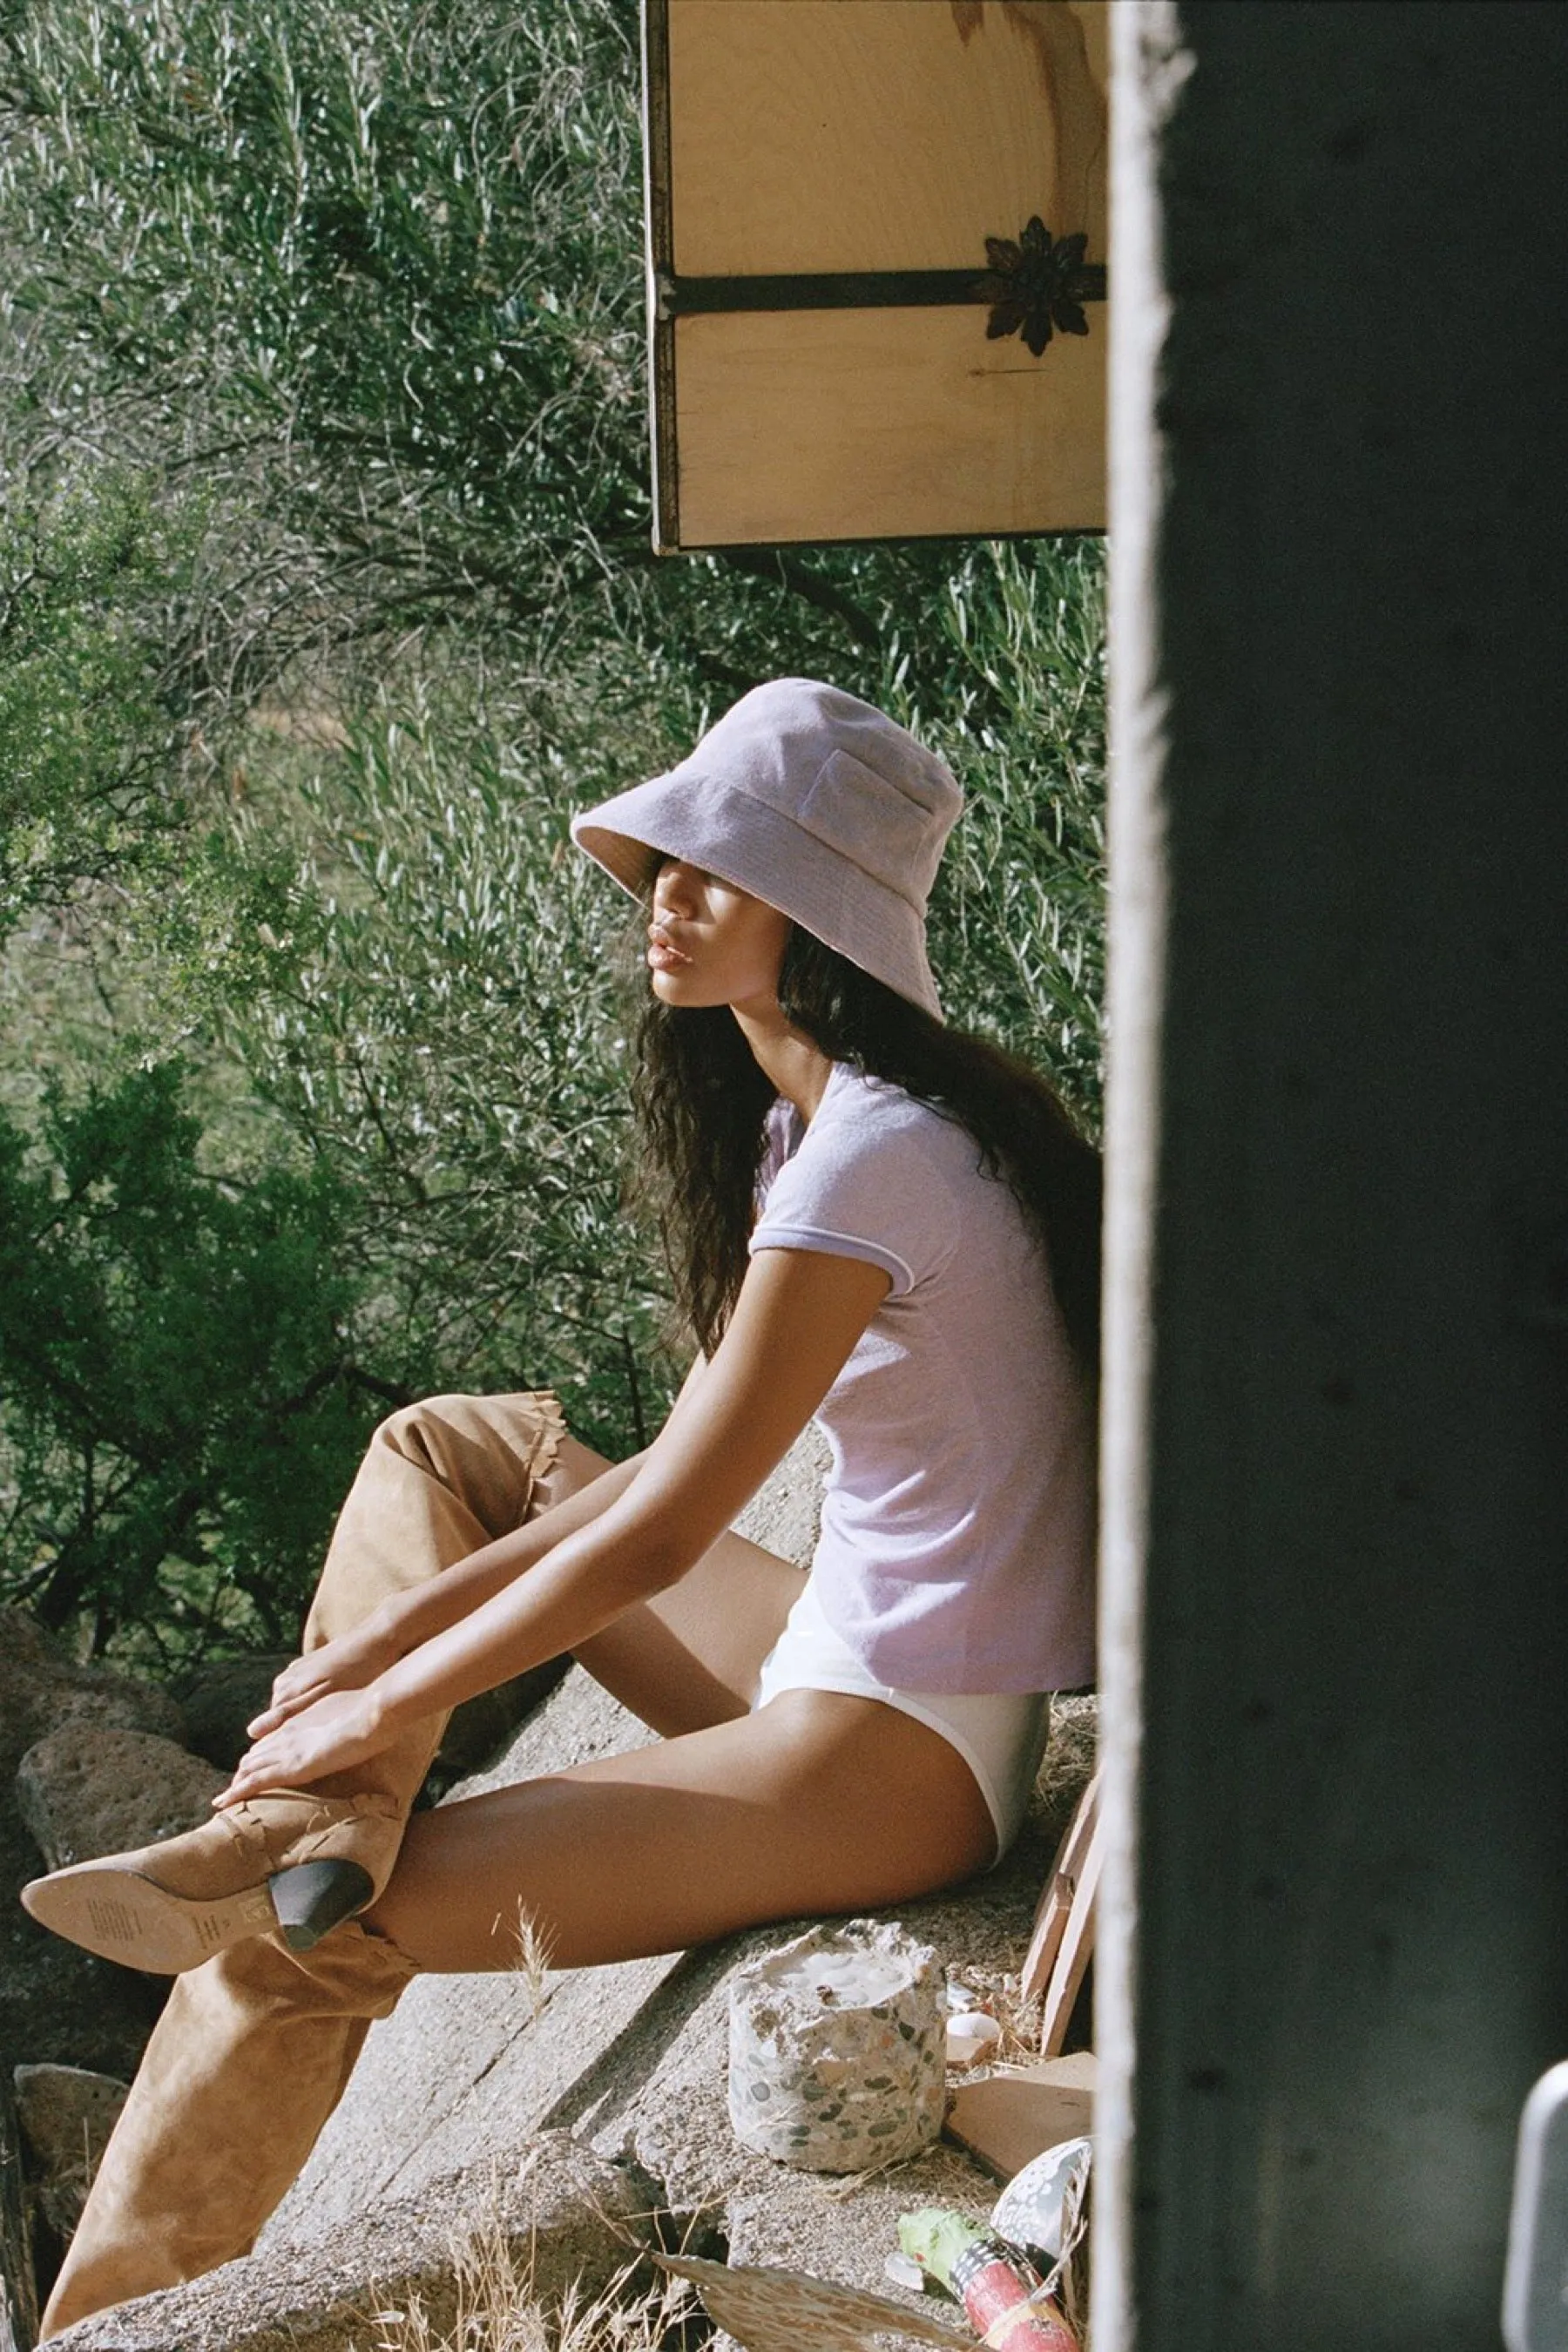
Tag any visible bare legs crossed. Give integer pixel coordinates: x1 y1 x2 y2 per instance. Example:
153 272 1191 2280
372 1422 997 1972
38 1395 991 2335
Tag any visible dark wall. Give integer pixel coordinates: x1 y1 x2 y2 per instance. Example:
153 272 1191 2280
1111 3 1568 2342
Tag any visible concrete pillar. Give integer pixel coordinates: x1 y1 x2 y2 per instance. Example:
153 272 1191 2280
1098 6 1568 2346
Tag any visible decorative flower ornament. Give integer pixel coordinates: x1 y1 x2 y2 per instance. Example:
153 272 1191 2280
977 217 1105 357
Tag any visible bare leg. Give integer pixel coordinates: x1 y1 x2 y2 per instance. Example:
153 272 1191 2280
371 1430 996 1971
368 1689 997 1972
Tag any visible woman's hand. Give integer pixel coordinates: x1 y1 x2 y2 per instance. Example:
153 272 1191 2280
246 1613 404 1742
215 1686 397 1807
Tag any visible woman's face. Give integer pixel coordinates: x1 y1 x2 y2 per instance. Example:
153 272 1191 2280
646 857 793 1012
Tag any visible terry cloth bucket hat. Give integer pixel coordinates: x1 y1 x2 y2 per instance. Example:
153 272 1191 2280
570 679 962 1018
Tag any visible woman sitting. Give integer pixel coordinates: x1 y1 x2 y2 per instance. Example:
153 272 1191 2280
24 677 1099 2336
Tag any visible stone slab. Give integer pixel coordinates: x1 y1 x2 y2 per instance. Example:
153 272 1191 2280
57 2132 652 2352
1 1612 184 2094
247 1436 1093 2348
15 1731 228 1874
13 2065 129 2239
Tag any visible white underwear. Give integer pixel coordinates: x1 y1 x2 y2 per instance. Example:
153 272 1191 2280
754 1577 1052 1862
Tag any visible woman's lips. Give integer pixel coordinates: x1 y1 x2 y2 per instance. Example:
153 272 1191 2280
647 927 692 971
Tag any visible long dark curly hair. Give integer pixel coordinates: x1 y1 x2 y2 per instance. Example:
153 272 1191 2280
632 924 1102 1372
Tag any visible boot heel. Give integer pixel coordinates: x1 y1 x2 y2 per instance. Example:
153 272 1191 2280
268 1859 375 1951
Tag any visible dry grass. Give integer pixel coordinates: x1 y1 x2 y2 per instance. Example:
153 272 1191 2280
498 1900 557 2028
358 2222 696 2352
1035 1695 1098 1849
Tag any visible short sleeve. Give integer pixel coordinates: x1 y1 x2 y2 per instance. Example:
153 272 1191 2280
748 1077 957 1299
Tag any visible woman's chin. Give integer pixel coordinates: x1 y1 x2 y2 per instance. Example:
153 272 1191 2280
649 966 706 1006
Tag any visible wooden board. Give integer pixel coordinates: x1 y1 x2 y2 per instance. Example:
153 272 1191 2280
945 2051 1098 2181
673 305 1105 544
1023 1767 1103 2056
666 0 1108 276
645 0 1108 547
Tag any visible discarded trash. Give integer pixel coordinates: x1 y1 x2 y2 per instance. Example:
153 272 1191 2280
946 2010 1004 2067
991 2136 1092 2262
727 1918 946 2172
899 2207 1081 2352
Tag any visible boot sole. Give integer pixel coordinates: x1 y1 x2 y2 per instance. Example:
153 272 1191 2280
21 1864 280 1974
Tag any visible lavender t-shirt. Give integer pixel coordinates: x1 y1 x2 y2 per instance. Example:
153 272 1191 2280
749 1063 1095 1694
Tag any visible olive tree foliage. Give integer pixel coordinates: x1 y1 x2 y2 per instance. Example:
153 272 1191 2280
232 683 679 1456
0 476 206 929
0 0 1107 1663
0 0 915 705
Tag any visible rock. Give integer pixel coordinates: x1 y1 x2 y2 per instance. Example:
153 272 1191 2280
1 1612 183 2095
0 1616 185 1776
173 1654 298 1774
13 2065 129 2238
14 1730 228 1874
58 2131 652 2352
179 1646 571 1788
1 2072 37 2352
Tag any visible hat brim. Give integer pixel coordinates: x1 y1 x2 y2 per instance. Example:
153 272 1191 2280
571 768 942 1018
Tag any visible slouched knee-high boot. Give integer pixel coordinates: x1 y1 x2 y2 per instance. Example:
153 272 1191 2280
40 1923 418 2337
24 1393 566 1970
34 1390 565 2335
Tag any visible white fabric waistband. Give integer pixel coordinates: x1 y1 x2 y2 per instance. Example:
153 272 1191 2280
754 1578 1051 1861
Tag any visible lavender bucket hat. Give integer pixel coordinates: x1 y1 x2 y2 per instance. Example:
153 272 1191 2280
570 679 963 1017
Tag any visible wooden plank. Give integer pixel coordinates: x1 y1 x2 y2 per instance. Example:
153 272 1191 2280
672 304 1105 544
1021 1769 1100 2004
1038 1794 1104 2057
945 2052 1098 2181
649 0 1108 544
667 2 1106 276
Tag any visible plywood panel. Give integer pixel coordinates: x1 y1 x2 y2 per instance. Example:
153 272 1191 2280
667 1 1107 275
946 2052 1098 2180
672 303 1105 544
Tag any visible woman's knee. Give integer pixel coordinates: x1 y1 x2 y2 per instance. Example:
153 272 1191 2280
373 1392 485 1453
374 1391 564 1468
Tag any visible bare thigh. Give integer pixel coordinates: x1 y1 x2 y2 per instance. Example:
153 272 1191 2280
545 1434 808 1735
368 1687 997 1973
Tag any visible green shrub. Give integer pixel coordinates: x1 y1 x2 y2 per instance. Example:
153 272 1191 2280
0 1061 385 1660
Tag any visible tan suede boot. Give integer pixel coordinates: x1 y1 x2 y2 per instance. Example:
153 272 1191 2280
21 1788 406 1972
29 1389 566 2335
38 1923 417 2338
24 1391 565 1977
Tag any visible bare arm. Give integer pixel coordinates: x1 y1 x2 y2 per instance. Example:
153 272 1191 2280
220 1251 887 1797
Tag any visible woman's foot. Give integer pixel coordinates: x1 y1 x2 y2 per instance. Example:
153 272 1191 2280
21 1789 404 1974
